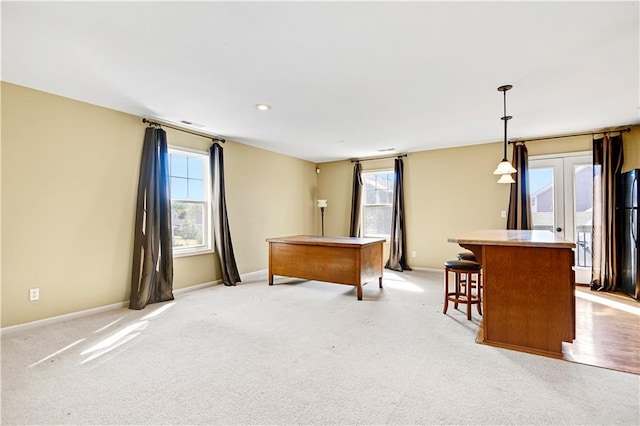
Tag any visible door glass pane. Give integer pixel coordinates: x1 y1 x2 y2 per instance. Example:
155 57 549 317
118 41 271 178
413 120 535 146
573 164 593 267
529 167 555 232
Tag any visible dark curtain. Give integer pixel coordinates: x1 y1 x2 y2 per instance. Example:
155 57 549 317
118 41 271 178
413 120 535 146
210 142 241 286
385 158 411 272
591 134 624 291
507 142 533 230
129 127 174 310
349 162 363 237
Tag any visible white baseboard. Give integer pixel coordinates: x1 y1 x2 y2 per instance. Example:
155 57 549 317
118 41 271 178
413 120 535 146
237 269 268 281
0 300 129 336
1 278 226 336
405 266 444 273
173 279 220 295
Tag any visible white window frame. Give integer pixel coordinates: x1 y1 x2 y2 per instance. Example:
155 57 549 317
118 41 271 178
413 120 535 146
168 146 213 258
360 169 395 240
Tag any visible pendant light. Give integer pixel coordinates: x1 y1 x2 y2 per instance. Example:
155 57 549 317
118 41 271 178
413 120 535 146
497 173 515 184
493 84 517 182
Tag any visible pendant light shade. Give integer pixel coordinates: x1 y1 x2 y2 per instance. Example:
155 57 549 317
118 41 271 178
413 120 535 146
494 159 517 175
497 173 515 184
494 84 517 182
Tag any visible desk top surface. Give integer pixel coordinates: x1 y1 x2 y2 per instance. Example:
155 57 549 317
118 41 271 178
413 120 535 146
448 229 576 249
267 235 386 248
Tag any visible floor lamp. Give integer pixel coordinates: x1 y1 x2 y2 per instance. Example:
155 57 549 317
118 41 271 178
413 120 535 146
317 199 327 236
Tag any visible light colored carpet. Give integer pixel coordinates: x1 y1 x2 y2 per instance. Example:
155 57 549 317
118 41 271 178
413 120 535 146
2 269 639 425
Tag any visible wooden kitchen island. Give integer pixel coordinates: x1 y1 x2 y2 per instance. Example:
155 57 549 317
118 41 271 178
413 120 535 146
266 235 385 300
448 230 576 358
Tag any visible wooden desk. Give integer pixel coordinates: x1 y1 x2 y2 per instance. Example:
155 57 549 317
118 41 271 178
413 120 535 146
449 230 576 357
266 235 385 300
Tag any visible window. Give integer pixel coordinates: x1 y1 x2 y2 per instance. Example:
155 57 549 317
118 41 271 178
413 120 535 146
362 170 395 238
169 147 212 256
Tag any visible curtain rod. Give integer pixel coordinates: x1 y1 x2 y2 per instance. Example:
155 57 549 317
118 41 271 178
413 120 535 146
142 118 226 143
508 126 632 144
350 153 407 163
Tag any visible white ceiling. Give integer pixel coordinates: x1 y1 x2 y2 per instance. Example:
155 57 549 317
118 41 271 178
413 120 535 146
2 1 639 163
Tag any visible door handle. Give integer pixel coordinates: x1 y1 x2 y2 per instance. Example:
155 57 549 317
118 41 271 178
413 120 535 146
556 227 562 232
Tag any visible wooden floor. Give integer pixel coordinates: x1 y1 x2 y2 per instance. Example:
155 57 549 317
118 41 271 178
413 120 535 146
562 286 640 375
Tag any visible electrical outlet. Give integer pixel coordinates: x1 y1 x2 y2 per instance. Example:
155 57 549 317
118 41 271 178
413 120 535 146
29 288 39 301
501 210 507 218
411 251 416 258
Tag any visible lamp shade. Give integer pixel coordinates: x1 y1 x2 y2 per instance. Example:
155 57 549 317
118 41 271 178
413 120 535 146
317 199 327 208
497 173 515 184
493 159 517 175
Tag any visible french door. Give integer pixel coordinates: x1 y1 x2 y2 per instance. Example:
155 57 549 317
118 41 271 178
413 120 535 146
528 152 592 284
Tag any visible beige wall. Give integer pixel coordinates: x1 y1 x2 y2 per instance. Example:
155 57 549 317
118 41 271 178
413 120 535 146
1 83 317 327
223 140 317 273
2 81 638 327
317 126 640 269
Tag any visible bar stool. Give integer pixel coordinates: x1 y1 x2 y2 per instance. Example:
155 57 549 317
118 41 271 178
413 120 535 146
443 259 482 320
457 251 479 293
457 251 477 262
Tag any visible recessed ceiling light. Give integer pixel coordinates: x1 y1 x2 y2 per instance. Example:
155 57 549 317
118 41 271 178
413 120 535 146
255 104 271 111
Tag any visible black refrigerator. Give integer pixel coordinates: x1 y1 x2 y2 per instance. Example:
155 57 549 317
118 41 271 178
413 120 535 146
619 169 639 300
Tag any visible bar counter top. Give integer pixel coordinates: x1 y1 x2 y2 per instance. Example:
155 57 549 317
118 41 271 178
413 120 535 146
448 229 575 249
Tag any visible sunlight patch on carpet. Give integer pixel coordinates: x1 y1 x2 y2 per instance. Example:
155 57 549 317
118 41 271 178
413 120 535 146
80 321 148 364
29 338 87 368
142 302 176 320
382 272 423 292
93 316 125 333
